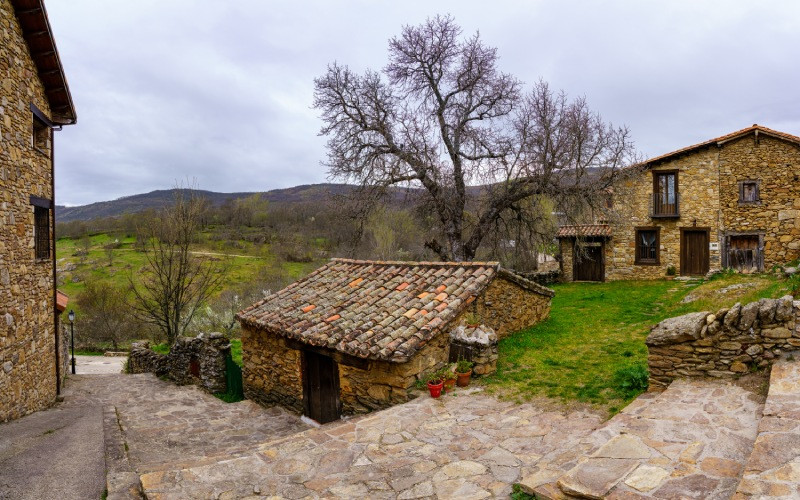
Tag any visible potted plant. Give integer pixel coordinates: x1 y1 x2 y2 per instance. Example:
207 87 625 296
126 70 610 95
456 359 474 387
426 370 444 398
666 265 677 280
442 364 457 393
463 312 481 328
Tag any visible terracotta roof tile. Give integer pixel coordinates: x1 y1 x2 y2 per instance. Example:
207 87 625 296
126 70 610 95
237 258 553 362
556 224 613 238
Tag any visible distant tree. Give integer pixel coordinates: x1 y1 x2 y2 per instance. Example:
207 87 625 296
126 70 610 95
76 280 135 350
314 15 636 261
129 189 226 346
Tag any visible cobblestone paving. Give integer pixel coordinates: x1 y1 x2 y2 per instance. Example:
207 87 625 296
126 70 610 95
140 388 604 499
66 374 310 473
735 360 800 499
522 378 765 499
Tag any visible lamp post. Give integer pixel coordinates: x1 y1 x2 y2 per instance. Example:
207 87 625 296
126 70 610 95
68 309 75 375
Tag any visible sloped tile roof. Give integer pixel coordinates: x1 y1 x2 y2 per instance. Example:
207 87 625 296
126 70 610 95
56 290 68 313
556 224 613 238
643 124 800 167
238 258 553 363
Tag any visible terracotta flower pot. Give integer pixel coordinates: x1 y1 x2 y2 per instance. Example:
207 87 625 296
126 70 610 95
456 370 472 387
427 380 444 398
443 377 456 393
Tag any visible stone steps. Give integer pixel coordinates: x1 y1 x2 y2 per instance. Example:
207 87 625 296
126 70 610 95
734 359 800 498
519 378 764 499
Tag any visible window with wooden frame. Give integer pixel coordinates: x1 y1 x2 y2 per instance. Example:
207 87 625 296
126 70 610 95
635 227 660 265
739 180 760 204
652 171 679 217
30 103 52 157
31 196 51 261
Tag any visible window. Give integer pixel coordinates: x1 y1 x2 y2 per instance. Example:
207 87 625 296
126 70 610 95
652 171 679 217
31 196 51 260
32 116 50 155
739 180 760 203
635 228 660 265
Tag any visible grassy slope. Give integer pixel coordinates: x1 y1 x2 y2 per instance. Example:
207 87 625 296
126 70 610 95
485 272 797 414
56 234 320 318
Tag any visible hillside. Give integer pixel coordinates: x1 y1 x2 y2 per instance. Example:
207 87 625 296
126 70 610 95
54 184 364 222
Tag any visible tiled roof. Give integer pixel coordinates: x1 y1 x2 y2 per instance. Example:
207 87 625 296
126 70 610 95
643 125 800 167
556 224 613 238
56 290 68 312
237 258 553 363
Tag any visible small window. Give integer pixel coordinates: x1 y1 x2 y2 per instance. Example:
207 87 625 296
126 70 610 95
739 180 760 203
32 116 50 155
34 206 50 260
635 228 660 265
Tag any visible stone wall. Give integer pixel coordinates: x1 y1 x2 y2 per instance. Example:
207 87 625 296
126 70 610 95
339 331 451 414
242 325 303 412
646 295 797 389
128 333 231 394
449 324 498 376
472 274 553 338
0 0 59 422
718 135 800 268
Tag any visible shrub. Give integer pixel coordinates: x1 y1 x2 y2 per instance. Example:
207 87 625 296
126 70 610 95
613 363 649 398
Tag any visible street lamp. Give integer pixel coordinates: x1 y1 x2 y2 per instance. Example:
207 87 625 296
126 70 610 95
68 309 75 375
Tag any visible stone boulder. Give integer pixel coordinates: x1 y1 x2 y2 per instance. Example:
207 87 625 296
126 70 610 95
647 311 710 346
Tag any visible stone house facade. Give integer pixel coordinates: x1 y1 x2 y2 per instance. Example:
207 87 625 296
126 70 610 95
558 125 800 281
238 258 553 423
0 0 76 422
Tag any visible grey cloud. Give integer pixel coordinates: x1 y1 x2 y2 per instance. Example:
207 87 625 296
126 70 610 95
47 0 800 205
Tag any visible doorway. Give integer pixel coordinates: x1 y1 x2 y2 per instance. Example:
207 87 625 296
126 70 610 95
302 350 341 424
573 239 605 282
681 229 710 276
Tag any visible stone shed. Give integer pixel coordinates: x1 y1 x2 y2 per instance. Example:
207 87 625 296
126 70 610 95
237 258 554 423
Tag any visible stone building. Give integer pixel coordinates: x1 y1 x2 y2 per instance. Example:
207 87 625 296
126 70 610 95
558 125 800 281
1 0 77 422
238 258 553 423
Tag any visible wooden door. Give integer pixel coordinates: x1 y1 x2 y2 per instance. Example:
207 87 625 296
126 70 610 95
573 241 605 282
728 235 759 272
681 230 709 276
302 350 341 424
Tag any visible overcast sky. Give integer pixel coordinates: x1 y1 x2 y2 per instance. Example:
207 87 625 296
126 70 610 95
46 0 800 206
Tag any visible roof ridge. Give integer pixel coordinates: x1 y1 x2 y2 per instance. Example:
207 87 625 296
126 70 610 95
641 124 800 167
330 258 500 268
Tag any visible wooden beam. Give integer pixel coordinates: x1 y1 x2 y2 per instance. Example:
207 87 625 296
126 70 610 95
284 337 371 370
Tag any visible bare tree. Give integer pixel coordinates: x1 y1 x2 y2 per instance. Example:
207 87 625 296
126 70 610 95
77 280 136 350
314 15 637 261
129 189 225 346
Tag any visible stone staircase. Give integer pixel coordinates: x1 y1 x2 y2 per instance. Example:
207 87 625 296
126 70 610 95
520 358 800 499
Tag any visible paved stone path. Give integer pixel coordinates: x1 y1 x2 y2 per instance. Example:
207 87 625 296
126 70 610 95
95 374 311 474
75 354 126 374
521 378 765 499
139 388 604 499
735 359 800 498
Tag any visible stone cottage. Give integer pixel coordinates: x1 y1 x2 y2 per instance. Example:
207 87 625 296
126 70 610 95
1 0 77 422
237 258 553 423
558 125 800 281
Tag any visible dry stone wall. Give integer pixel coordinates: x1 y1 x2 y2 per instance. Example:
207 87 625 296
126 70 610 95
646 295 798 389
241 325 303 413
128 333 231 394
449 324 498 376
0 0 59 422
473 274 552 338
340 331 450 414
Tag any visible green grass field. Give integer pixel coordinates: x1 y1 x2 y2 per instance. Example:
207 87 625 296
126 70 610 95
56 233 321 319
484 272 798 414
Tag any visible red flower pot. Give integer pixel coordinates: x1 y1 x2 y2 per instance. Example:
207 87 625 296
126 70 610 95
427 379 444 398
